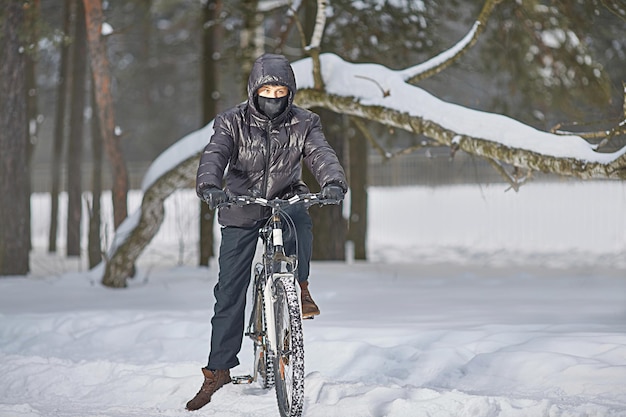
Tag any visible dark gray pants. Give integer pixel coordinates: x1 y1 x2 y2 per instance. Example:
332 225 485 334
206 204 313 370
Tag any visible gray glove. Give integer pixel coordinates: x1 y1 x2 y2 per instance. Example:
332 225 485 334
321 184 345 202
201 187 227 210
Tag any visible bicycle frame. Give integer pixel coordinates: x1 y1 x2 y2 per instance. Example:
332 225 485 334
221 193 340 416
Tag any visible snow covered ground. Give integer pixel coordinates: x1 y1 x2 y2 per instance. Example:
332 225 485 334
1 183 625 417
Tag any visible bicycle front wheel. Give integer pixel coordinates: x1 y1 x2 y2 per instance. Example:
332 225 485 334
273 275 305 417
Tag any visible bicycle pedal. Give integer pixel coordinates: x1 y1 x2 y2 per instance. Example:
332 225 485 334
231 375 254 384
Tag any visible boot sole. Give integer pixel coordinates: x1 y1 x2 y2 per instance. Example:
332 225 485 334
302 311 320 319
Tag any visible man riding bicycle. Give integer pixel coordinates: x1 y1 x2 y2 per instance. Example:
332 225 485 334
187 53 348 411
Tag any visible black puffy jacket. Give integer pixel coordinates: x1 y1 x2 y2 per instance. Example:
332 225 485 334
196 53 348 227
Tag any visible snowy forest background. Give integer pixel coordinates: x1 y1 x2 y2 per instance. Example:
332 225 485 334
1 1 626 416
2 0 622 276
28 0 626 189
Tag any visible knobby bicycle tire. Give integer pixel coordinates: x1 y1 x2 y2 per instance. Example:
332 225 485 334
273 275 305 417
252 276 274 388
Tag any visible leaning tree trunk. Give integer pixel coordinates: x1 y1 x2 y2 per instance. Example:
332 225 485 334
83 0 129 231
102 154 199 287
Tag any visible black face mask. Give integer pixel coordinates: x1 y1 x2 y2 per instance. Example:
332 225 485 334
257 95 288 119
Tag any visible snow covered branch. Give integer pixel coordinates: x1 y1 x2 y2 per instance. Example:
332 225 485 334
293 54 626 180
306 0 327 50
101 3 626 287
101 53 626 286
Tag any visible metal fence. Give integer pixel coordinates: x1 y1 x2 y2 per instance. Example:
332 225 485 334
32 149 559 194
30 179 626 271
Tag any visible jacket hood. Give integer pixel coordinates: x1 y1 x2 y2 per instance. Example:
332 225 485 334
247 54 296 120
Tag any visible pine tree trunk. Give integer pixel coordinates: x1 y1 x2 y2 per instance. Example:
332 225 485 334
240 0 263 97
305 109 347 261
199 0 222 266
67 0 87 257
88 87 103 269
347 126 368 260
49 0 72 253
25 0 40 253
0 2 30 276
83 0 129 230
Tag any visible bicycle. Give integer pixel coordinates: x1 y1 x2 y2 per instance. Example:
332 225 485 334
219 193 340 417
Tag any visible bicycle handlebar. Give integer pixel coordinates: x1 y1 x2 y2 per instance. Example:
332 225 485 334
216 193 341 210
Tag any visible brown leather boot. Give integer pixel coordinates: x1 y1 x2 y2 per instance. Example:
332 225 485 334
300 280 320 318
185 368 231 411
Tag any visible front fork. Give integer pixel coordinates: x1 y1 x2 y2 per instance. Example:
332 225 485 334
263 272 300 354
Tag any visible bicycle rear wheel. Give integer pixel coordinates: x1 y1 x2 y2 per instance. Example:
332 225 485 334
250 273 274 388
273 275 305 417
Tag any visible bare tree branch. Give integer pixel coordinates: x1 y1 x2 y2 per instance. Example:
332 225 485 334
601 0 626 22
403 0 500 84
354 75 390 98
289 5 308 51
485 158 533 192
551 83 626 147
351 116 432 160
351 116 390 159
